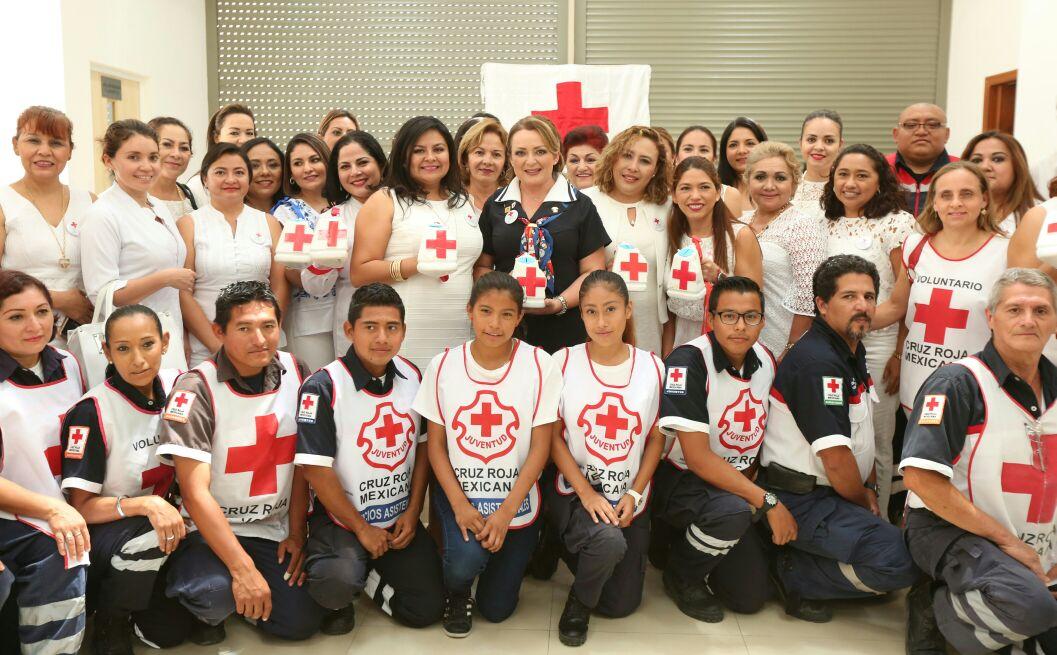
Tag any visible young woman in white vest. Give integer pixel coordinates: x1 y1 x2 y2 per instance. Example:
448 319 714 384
0 270 89 654
59 304 185 654
413 272 561 638
547 270 665 647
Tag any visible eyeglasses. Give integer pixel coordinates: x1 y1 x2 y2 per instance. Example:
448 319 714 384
898 121 945 133
712 310 764 326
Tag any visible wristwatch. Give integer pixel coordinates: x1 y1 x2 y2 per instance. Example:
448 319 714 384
864 481 880 495
625 488 644 510
753 491 778 523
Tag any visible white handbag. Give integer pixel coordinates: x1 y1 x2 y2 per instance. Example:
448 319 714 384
67 282 188 388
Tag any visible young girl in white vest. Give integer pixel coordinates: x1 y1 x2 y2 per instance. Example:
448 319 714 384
547 270 665 647
60 304 185 654
413 271 561 638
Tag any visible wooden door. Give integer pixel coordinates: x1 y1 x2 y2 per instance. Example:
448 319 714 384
91 72 140 193
983 70 1016 134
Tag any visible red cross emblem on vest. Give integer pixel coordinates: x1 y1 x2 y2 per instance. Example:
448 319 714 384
356 402 416 471
142 463 175 496
913 288 969 345
717 388 767 454
452 390 520 464
1001 433 1057 523
576 391 642 466
224 414 296 497
531 81 610 138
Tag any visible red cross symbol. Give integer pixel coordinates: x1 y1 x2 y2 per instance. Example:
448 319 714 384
69 427 87 446
172 393 191 409
471 402 503 437
826 378 841 394
596 404 629 440
224 414 296 497
426 230 457 259
531 81 610 138
619 252 647 281
732 400 757 432
517 265 547 296
69 221 78 229
373 413 404 448
284 224 313 252
672 260 697 290
913 288 969 345
669 368 684 383
301 395 315 412
925 397 941 412
141 464 175 496
1001 434 1057 523
324 220 347 247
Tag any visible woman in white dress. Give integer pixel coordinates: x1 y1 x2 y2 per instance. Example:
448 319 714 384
662 157 762 353
80 120 192 327
184 103 256 207
241 137 285 213
350 116 482 371
317 108 359 151
176 143 289 366
563 125 608 191
301 130 387 358
585 126 672 355
675 125 745 217
821 144 916 517
272 133 335 371
457 118 509 217
742 142 828 358
147 117 197 218
795 110 844 212
0 106 94 343
718 117 768 215
961 131 1041 234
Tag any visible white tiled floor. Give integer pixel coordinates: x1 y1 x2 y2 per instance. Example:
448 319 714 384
129 565 908 654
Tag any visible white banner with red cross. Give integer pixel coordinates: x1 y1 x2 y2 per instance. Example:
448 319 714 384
480 63 652 138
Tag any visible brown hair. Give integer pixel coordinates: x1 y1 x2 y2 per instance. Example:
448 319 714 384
457 118 511 187
579 270 636 347
0 270 53 308
100 120 157 161
667 157 738 273
207 103 254 147
148 116 193 150
961 131 1042 228
15 106 74 148
595 126 671 205
318 109 359 136
508 116 564 175
916 161 1000 235
283 133 330 197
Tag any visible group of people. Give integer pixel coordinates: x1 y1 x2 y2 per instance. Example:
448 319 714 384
0 96 1056 655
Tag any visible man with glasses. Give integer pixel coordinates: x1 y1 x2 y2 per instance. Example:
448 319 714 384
759 255 917 623
654 276 791 623
887 103 958 214
902 268 1057 655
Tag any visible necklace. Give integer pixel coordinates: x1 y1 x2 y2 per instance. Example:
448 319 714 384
24 184 71 269
750 202 792 235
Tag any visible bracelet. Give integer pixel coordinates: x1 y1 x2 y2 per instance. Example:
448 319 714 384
781 342 795 355
555 295 568 316
115 495 128 519
891 351 902 359
389 259 405 282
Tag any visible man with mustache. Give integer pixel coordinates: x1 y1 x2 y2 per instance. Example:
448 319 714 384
901 268 1057 655
758 255 918 623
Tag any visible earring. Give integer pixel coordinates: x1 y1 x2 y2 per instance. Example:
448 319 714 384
290 177 296 186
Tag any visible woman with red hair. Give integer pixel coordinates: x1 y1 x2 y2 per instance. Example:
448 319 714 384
563 125 608 190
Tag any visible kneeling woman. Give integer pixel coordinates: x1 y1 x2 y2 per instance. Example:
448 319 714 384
414 272 561 637
60 305 185 654
548 271 665 647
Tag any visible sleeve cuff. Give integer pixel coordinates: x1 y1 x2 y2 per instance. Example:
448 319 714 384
532 412 559 428
60 478 103 494
157 443 212 464
898 457 953 478
657 416 710 438
293 453 334 467
810 434 852 455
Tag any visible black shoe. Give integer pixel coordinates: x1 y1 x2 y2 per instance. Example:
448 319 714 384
769 551 832 623
558 589 591 647
92 610 133 655
321 604 356 635
662 567 724 623
189 618 226 646
442 592 473 638
906 578 946 654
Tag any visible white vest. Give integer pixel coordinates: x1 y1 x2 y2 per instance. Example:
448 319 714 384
434 341 545 529
0 349 83 533
908 357 1057 569
900 233 1009 409
196 351 302 540
555 345 662 519
322 356 422 529
665 337 775 472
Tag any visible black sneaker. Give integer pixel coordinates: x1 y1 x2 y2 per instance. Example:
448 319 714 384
662 567 724 623
769 551 832 623
442 592 473 638
558 589 591 647
906 578 946 654
321 604 356 636
92 610 133 655
189 617 226 646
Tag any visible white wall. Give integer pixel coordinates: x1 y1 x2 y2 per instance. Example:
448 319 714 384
60 0 209 190
1013 0 1057 165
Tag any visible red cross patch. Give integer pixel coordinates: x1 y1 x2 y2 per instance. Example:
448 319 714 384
163 391 196 423
918 394 946 425
356 402 416 471
576 391 643 466
452 390 520 464
65 426 90 460
716 388 767 454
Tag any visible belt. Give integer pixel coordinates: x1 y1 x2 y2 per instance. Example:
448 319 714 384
758 463 817 495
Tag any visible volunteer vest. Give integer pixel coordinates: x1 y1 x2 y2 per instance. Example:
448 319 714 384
908 356 1057 569
555 344 662 519
196 351 302 541
0 348 83 533
433 340 545 529
666 337 775 473
900 233 1009 409
323 356 422 529
80 369 181 499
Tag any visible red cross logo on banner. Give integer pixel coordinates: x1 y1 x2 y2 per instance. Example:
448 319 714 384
284 224 313 252
1001 433 1057 523
323 220 347 247
142 464 175 496
913 288 969 345
531 81 610 138
716 388 767 454
577 391 642 466
517 266 547 296
672 260 697 291
224 414 296 497
452 390 520 464
356 402 416 471
619 252 647 281
426 231 457 259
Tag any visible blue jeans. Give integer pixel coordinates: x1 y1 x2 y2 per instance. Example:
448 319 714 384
432 487 540 622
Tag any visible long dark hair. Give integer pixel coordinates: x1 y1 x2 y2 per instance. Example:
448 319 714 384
668 157 738 274
325 130 387 205
717 117 767 188
240 137 285 209
962 130 1042 226
821 144 905 220
579 270 636 347
282 133 330 198
384 116 466 209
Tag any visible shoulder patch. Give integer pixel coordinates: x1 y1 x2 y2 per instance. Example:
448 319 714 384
665 366 688 395
918 394 946 425
822 376 843 406
163 391 197 423
298 393 320 423
65 426 90 460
